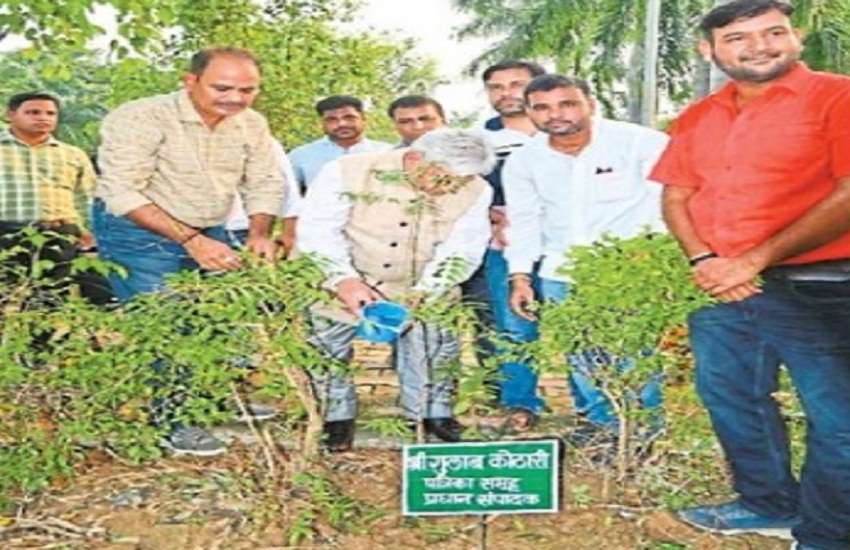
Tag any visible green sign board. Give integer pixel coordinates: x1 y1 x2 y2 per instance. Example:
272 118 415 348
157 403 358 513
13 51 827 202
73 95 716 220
402 439 560 516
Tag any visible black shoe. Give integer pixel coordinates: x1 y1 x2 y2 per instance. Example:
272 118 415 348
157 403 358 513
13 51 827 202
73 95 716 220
423 418 464 442
323 419 355 452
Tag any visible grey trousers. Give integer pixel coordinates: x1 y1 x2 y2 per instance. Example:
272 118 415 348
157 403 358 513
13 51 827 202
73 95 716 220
308 316 459 421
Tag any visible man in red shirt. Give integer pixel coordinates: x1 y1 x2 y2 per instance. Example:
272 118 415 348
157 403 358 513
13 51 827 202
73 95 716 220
651 2 850 549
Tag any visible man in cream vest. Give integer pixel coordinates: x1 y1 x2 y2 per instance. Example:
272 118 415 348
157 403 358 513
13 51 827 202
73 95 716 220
298 129 495 451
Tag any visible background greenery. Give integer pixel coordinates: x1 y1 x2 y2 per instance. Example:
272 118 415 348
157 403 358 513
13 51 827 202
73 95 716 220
453 0 850 118
0 0 439 152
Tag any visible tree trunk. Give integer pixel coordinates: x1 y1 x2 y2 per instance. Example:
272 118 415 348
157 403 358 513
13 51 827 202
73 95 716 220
627 44 644 124
641 0 662 126
693 58 711 98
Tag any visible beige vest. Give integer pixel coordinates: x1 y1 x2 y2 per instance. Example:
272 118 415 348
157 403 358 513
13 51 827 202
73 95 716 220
315 148 487 324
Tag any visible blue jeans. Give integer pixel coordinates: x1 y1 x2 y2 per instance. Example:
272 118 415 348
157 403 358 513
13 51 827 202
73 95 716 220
92 199 229 302
484 249 544 413
540 278 663 428
689 276 850 549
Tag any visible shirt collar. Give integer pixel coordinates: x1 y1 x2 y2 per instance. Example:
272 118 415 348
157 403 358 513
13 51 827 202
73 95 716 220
176 89 205 124
0 127 60 147
542 116 603 157
323 135 366 151
176 89 248 133
711 62 811 109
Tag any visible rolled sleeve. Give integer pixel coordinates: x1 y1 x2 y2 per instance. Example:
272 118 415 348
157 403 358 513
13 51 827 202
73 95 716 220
96 107 161 216
241 119 286 217
648 120 699 189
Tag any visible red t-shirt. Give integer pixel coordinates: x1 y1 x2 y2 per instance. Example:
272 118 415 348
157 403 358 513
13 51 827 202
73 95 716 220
650 63 850 265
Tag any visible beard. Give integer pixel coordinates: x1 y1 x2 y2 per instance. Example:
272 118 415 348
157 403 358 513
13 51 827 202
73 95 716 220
713 49 799 83
494 97 526 117
540 119 585 136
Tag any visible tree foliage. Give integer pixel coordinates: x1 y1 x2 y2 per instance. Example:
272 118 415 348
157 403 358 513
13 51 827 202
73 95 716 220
794 0 850 74
453 0 850 115
0 0 439 150
452 0 710 115
529 232 713 476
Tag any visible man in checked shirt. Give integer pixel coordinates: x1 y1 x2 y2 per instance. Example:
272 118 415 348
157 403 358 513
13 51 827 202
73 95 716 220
0 92 97 290
92 47 285 456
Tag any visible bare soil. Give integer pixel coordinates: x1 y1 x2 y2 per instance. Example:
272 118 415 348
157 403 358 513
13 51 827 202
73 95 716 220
0 347 795 549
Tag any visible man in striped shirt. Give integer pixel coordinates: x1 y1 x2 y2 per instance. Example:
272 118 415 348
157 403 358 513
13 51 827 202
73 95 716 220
0 92 96 288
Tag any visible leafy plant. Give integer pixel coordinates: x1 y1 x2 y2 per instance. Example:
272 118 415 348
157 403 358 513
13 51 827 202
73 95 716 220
529 232 713 479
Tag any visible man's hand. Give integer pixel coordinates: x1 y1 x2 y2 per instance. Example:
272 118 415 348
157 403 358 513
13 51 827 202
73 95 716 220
403 290 428 310
490 208 509 248
184 234 243 271
509 276 536 321
245 235 281 262
714 282 762 303
275 217 297 258
335 277 381 316
692 255 765 300
77 232 96 251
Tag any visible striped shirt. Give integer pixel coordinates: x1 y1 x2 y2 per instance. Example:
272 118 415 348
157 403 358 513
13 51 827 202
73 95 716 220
0 128 95 226
96 90 284 228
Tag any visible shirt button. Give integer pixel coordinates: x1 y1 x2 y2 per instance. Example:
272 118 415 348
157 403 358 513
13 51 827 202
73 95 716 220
399 221 409 227
390 242 398 247
383 263 391 268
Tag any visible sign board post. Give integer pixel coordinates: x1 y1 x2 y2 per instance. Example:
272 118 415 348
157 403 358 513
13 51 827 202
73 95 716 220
402 439 560 516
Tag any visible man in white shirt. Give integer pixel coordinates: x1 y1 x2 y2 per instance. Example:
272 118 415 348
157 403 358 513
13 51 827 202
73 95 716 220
297 129 495 451
504 74 669 440
472 61 546 427
388 95 446 147
288 95 391 191
225 139 301 253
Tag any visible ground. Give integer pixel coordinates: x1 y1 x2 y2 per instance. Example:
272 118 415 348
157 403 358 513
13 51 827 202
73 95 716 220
0 344 801 549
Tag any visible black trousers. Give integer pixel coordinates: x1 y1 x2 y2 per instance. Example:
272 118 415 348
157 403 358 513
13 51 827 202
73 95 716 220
0 221 113 305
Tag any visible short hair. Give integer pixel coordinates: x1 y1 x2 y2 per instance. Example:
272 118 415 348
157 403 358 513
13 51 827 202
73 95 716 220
315 95 364 116
523 74 592 103
409 129 496 176
700 0 794 41
387 95 446 120
7 92 61 112
482 60 546 83
189 47 261 76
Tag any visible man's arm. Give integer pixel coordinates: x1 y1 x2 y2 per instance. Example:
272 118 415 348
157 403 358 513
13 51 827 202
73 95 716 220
297 160 378 315
662 185 760 302
73 150 97 246
661 185 712 257
694 177 850 296
240 122 285 260
414 185 493 295
274 141 303 255
502 152 542 320
125 204 242 272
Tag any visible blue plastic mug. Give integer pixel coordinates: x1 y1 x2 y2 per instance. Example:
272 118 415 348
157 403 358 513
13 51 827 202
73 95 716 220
356 301 410 343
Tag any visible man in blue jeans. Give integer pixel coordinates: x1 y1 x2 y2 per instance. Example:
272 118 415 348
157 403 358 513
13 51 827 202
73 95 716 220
503 74 669 439
471 60 545 426
651 2 850 548
93 47 285 456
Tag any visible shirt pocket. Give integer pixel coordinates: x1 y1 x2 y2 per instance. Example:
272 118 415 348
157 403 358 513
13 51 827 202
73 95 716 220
593 170 634 202
37 161 74 191
752 121 824 173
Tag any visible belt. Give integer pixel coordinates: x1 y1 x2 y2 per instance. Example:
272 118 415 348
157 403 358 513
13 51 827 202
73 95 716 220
763 259 850 283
